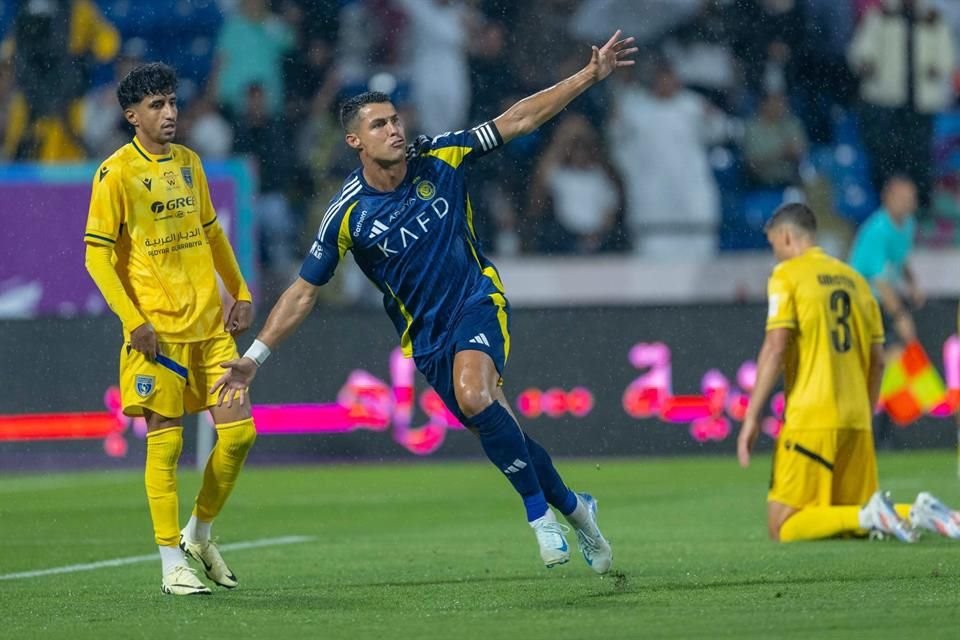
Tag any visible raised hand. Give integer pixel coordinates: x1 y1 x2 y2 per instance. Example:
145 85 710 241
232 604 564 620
210 357 259 408
587 30 637 83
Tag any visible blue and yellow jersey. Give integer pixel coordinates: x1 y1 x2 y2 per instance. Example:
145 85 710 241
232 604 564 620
300 121 505 358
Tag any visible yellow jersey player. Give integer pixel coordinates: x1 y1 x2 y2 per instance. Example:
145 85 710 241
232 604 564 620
84 63 257 594
737 203 960 543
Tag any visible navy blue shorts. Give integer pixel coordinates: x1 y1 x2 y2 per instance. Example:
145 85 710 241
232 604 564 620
414 294 511 423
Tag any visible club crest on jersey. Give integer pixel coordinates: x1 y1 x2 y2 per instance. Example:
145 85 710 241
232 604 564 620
163 170 177 189
135 375 155 398
180 166 193 189
416 180 436 201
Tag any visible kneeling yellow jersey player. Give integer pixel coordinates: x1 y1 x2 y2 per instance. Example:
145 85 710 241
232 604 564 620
84 63 258 595
737 203 960 543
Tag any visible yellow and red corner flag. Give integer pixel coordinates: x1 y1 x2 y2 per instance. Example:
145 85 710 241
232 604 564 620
879 341 948 426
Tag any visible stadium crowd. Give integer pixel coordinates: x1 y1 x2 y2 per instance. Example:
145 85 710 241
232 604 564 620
3 0 960 282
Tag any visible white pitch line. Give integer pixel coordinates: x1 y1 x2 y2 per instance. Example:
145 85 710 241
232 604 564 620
0 535 315 581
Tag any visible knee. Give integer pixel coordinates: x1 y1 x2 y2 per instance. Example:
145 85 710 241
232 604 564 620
456 385 494 419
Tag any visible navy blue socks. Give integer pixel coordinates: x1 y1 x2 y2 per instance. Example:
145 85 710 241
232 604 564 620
468 401 548 521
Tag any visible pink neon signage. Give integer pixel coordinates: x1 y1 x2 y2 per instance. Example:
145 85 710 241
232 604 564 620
3 337 959 458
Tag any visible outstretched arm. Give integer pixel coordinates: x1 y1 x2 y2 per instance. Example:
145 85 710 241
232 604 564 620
492 30 636 143
210 277 321 406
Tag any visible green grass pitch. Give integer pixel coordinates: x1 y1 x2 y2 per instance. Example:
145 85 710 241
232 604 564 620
2 452 960 639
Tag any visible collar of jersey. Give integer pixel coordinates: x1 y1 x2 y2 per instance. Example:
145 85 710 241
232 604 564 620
131 137 174 163
355 162 413 195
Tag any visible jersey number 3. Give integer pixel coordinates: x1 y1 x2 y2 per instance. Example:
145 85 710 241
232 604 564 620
830 289 852 353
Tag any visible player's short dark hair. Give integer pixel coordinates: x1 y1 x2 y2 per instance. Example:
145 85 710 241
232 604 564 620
117 62 178 110
765 202 817 235
340 91 392 131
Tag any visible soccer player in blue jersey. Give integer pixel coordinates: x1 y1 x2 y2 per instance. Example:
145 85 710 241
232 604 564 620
211 31 637 573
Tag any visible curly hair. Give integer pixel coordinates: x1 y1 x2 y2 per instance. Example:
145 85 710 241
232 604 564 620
117 62 178 110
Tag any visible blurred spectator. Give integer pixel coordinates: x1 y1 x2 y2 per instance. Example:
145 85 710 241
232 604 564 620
607 61 723 258
849 0 955 209
234 84 297 283
284 35 336 122
395 0 479 135
514 0 583 90
212 0 295 119
528 115 625 254
796 0 858 143
183 96 234 161
2 0 119 162
743 92 808 188
79 39 144 159
662 0 739 111
730 0 806 97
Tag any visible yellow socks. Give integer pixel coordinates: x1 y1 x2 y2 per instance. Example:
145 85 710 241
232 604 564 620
144 426 184 547
194 418 256 522
778 506 862 542
895 503 912 520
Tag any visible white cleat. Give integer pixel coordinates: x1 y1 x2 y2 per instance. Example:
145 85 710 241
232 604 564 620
909 492 960 539
861 491 918 543
530 509 570 568
161 564 211 596
570 493 613 574
180 531 238 588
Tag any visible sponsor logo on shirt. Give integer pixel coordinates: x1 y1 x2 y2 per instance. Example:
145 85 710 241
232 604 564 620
415 180 436 201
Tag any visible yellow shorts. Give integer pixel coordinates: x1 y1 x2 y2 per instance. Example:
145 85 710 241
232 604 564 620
119 332 239 418
767 428 878 509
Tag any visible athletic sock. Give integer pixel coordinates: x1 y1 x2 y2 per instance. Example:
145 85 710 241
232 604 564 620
145 426 183 547
159 545 186 575
184 514 212 544
779 506 862 542
193 418 256 522
468 402 547 521
524 433 578 516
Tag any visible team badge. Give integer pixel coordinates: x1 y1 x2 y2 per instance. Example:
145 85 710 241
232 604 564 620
135 375 155 398
163 170 177 188
416 180 436 201
180 166 193 189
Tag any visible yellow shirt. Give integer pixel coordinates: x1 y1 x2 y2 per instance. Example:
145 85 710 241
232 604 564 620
766 247 884 431
84 138 249 342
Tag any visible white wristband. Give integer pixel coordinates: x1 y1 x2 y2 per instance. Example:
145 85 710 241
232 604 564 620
243 339 271 367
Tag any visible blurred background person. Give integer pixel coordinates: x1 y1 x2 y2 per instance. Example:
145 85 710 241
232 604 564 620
211 0 295 122
743 91 809 189
79 38 144 159
395 0 480 135
233 83 297 291
527 114 625 254
607 59 723 258
848 0 955 211
848 175 924 448
2 0 119 162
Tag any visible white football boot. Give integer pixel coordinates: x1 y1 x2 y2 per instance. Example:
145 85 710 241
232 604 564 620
909 492 960 539
530 509 571 568
161 564 212 596
180 530 239 588
860 491 918 543
567 493 613 574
